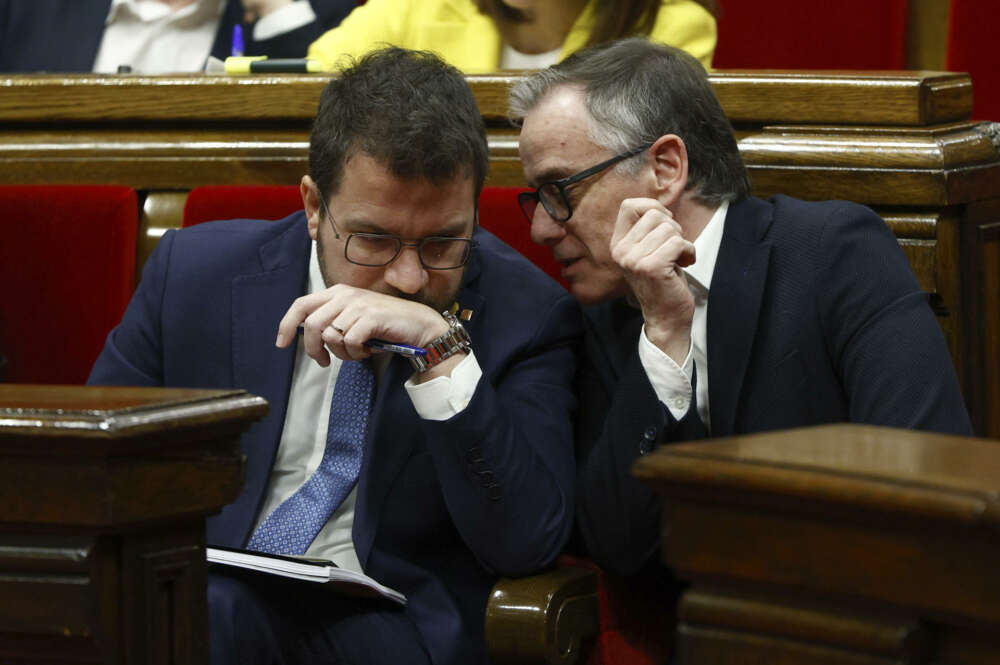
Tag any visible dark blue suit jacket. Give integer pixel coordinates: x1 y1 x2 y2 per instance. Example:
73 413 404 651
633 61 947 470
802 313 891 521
576 195 973 576
0 0 353 72
89 213 582 665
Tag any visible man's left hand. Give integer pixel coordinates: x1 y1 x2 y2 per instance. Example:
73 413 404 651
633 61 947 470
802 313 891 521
610 197 696 365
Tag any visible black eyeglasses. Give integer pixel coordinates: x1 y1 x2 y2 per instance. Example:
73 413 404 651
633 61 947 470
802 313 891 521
518 143 652 224
319 196 477 270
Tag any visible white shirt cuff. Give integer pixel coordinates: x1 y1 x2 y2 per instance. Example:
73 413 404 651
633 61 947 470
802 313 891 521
253 1 316 41
404 351 482 421
637 324 694 421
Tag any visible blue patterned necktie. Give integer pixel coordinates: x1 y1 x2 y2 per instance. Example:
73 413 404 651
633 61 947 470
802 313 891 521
247 359 374 555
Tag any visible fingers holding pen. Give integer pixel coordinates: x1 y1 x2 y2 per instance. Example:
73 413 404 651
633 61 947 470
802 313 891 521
276 288 352 367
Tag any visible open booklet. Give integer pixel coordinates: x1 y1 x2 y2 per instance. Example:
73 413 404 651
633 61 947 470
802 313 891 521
206 546 406 606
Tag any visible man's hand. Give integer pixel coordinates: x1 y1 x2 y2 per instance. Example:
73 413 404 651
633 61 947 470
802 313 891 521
275 285 456 378
241 0 296 23
610 198 696 365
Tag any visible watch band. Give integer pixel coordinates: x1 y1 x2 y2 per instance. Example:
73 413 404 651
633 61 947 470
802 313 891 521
409 311 472 373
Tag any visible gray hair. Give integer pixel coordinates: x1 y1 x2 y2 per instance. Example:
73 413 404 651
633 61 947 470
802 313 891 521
509 38 750 206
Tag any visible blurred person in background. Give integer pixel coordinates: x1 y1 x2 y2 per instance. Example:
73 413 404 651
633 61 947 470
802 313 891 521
0 0 354 74
308 0 717 73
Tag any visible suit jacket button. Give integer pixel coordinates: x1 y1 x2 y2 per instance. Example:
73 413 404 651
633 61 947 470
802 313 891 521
639 426 658 455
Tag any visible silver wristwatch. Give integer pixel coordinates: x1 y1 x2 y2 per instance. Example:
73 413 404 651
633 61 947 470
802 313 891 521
409 311 472 373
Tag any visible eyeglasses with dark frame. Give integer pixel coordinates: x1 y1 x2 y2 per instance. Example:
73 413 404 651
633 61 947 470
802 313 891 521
318 195 478 270
518 143 653 224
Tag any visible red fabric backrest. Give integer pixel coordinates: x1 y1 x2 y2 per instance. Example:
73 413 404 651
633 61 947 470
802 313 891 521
713 0 910 69
477 187 567 289
182 185 568 289
947 0 1000 121
183 185 303 227
0 185 138 384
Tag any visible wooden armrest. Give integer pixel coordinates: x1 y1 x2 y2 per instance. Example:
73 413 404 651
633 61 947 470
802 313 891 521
485 565 599 665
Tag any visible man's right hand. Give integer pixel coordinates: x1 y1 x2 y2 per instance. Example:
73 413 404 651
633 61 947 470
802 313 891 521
610 197 696 365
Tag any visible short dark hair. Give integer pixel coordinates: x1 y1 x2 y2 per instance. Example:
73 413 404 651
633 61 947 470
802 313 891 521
309 47 489 202
509 38 750 207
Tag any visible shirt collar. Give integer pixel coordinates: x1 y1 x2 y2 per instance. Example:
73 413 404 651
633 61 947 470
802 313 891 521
683 200 729 295
308 240 325 295
106 0 225 25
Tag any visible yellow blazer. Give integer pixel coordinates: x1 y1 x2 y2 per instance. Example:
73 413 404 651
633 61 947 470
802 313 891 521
308 0 716 73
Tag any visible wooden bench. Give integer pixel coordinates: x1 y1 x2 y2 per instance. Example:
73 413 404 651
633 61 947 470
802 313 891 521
1 70 999 665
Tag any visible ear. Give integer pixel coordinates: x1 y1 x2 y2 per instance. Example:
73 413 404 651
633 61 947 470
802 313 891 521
649 134 689 208
300 175 321 241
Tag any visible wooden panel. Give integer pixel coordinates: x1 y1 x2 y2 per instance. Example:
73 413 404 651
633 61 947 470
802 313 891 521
0 386 266 665
709 71 970 127
634 424 1000 665
633 425 1000 521
138 192 187 285
678 590 923 665
739 122 999 207
0 71 972 127
907 0 950 71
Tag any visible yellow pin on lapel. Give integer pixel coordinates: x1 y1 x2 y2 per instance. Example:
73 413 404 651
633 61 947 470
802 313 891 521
460 309 473 321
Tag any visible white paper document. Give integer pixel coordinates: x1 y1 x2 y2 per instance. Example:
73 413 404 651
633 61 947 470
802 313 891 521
207 547 406 605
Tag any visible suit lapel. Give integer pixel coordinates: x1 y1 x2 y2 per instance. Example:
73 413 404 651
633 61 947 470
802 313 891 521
707 198 774 436
354 253 486 568
353 356 413 568
224 218 311 545
582 299 644 390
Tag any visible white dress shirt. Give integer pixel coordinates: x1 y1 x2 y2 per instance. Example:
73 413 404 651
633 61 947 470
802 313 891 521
251 241 483 571
93 0 317 74
637 201 729 430
499 45 561 70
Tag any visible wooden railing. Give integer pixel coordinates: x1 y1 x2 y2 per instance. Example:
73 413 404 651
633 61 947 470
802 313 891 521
1 70 997 438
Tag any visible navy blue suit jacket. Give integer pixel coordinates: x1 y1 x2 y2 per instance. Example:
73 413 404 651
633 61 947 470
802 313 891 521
89 213 582 665
576 195 973 576
0 0 353 72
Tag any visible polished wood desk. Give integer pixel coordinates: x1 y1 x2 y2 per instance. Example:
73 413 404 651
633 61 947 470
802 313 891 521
0 70 997 439
635 424 1000 664
0 385 267 665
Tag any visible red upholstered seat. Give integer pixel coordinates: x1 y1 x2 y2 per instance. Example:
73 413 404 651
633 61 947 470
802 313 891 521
713 0 909 69
183 185 303 227
947 0 999 121
182 185 568 289
0 185 138 384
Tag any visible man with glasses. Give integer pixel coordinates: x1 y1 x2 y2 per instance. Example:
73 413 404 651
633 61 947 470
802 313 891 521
90 47 581 665
509 38 972 579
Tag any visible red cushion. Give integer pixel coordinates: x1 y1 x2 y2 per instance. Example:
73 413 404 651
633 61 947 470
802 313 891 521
947 0 1000 121
0 186 138 384
183 185 303 227
182 185 568 289
713 0 909 69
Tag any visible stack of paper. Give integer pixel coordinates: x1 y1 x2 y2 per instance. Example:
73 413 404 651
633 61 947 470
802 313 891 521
207 547 406 605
